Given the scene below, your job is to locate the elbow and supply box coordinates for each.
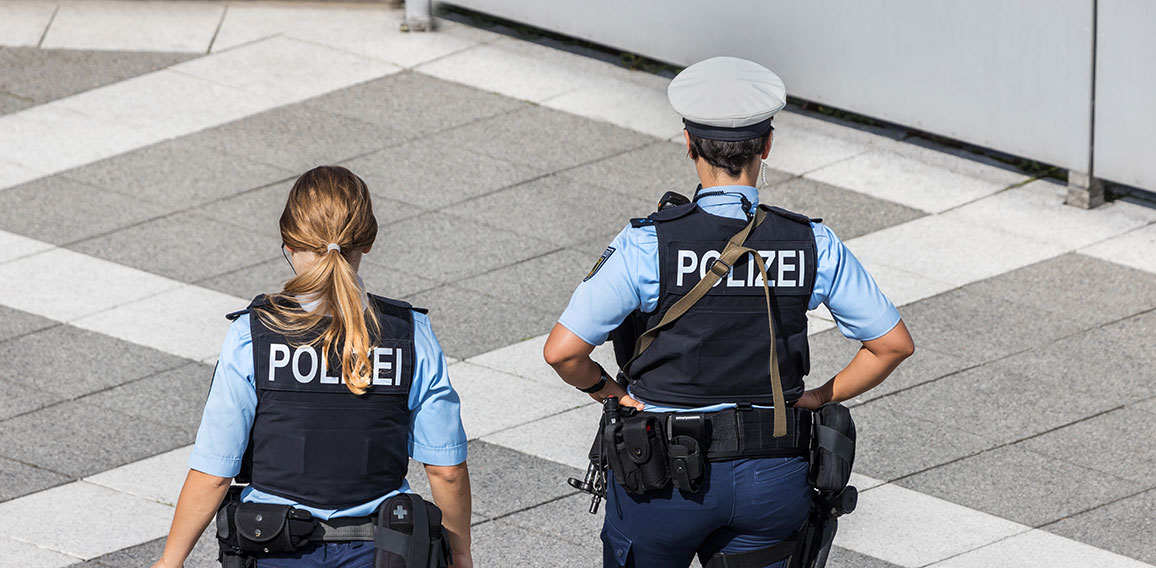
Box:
[897,338,915,360]
[425,462,469,485]
[543,338,574,370]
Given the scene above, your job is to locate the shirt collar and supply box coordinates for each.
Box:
[693,185,760,217]
[298,274,368,314]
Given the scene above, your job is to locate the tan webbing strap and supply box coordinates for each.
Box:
[628,208,789,437]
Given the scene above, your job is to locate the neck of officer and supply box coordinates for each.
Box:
[695,158,761,189]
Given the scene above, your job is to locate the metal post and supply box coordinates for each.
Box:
[401,0,433,32]
[1066,171,1106,209]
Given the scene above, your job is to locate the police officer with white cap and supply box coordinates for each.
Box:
[544,57,914,567]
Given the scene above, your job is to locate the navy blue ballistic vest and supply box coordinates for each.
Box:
[230,294,422,510]
[625,203,817,408]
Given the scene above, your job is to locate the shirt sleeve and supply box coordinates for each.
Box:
[557,224,661,346]
[188,315,257,478]
[809,223,901,341]
[408,312,468,466]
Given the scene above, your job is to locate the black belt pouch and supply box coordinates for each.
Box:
[374,493,450,568]
[234,502,316,554]
[809,402,856,493]
[605,414,670,494]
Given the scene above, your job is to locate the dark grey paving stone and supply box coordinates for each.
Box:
[63,136,295,208]
[852,398,997,481]
[1047,488,1156,565]
[567,230,621,258]
[196,257,290,300]
[760,177,925,240]
[0,378,64,421]
[0,455,71,502]
[455,440,581,519]
[69,211,280,282]
[0,175,171,245]
[340,139,542,209]
[83,362,213,440]
[0,324,189,399]
[472,519,598,568]
[563,140,706,203]
[1134,396,1156,416]
[457,248,590,315]
[0,90,33,116]
[1018,407,1156,485]
[447,173,650,247]
[806,327,971,405]
[825,547,903,568]
[898,288,1087,363]
[0,305,57,344]
[74,527,217,568]
[502,492,603,548]
[404,285,556,359]
[966,253,1156,327]
[881,364,1118,443]
[374,212,557,283]
[0,46,191,105]
[305,71,527,138]
[429,105,655,173]
[184,104,402,172]
[0,400,188,477]
[896,444,1145,527]
[358,258,441,297]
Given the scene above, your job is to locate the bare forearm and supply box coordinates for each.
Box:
[802,320,914,408]
[425,462,472,565]
[155,470,231,568]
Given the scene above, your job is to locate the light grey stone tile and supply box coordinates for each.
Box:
[305,72,527,138]
[0,176,171,245]
[563,140,705,203]
[0,91,33,116]
[403,285,555,359]
[502,492,603,548]
[0,305,56,344]
[457,440,581,519]
[825,547,904,568]
[1047,488,1156,565]
[567,231,621,257]
[340,139,541,209]
[83,362,213,440]
[1018,407,1156,485]
[0,456,71,502]
[897,444,1145,527]
[68,211,280,283]
[852,398,998,481]
[428,105,655,174]
[0,324,188,399]
[73,527,217,568]
[0,378,63,421]
[0,47,192,105]
[760,177,925,240]
[374,212,556,283]
[62,137,295,208]
[457,248,590,315]
[0,400,188,477]
[966,253,1156,327]
[183,104,403,172]
[446,173,650,247]
[472,519,599,568]
[1133,397,1156,416]
[195,257,290,300]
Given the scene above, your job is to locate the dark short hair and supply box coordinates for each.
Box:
[687,131,771,177]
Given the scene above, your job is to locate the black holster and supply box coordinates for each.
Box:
[809,403,856,494]
[603,412,671,495]
[374,493,451,568]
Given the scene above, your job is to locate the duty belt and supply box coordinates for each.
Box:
[650,404,812,461]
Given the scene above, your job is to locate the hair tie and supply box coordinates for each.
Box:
[326,243,341,253]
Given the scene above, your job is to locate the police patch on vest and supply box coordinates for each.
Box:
[667,240,815,297]
[584,246,616,282]
[256,339,413,395]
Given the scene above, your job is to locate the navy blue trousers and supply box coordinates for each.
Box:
[602,456,811,568]
[256,541,375,568]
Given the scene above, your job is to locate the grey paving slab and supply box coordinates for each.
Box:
[1047,487,1156,565]
[806,327,972,405]
[373,212,557,283]
[73,528,217,568]
[457,248,590,315]
[69,211,281,282]
[448,173,650,247]
[825,547,904,568]
[305,71,528,139]
[897,444,1145,527]
[0,324,189,399]
[0,400,188,478]
[429,105,655,173]
[568,231,621,257]
[880,364,1118,443]
[0,91,33,116]
[472,518,598,568]
[183,103,403,172]
[1018,407,1156,485]
[195,257,290,300]
[0,46,192,106]
[0,305,56,344]
[456,440,581,519]
[83,362,213,440]
[0,456,71,503]
[563,140,710,203]
[340,139,542,209]
[1134,396,1156,415]
[0,378,63,421]
[852,398,997,481]
[760,177,926,240]
[898,288,1087,363]
[0,175,171,245]
[357,258,442,298]
[404,285,556,358]
[62,136,295,208]
[502,492,604,548]
[966,253,1156,327]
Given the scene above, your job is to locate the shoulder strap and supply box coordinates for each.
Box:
[626,209,788,437]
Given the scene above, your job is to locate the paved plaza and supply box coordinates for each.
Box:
[1,2,1155,567]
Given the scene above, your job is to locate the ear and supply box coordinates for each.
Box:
[684,130,692,156]
[761,132,773,160]
[362,245,373,254]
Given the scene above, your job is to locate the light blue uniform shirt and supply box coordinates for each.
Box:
[558,185,900,412]
[189,308,467,520]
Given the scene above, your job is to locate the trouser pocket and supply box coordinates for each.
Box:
[601,521,634,567]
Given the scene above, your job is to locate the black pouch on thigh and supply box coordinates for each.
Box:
[809,402,856,493]
[234,503,316,555]
[604,414,670,494]
[374,493,450,568]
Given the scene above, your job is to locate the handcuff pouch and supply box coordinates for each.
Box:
[604,413,670,494]
[234,502,316,554]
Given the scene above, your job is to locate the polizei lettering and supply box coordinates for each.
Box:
[266,344,404,387]
[675,249,807,289]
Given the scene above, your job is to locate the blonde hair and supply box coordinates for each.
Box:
[256,166,380,395]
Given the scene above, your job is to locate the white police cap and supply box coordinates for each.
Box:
[668,56,786,141]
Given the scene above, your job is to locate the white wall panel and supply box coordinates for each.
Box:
[1093,0,1156,189]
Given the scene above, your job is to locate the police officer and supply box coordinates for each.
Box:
[544,57,914,567]
[151,166,473,568]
